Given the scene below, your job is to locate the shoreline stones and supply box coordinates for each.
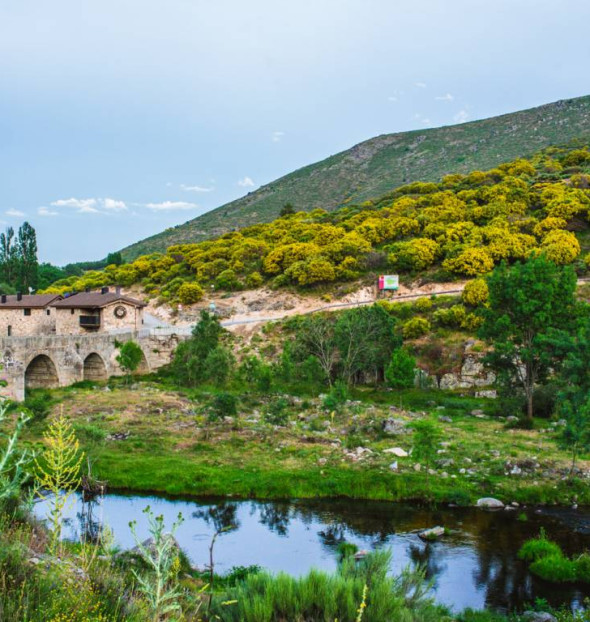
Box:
[418,526,445,541]
[476,497,504,509]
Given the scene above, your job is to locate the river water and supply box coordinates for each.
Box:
[33,493,590,613]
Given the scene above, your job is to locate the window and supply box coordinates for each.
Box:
[46,309,51,316]
[71,309,75,315]
[7,326,11,337]
[23,309,31,316]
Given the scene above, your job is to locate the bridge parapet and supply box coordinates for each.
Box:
[0,328,190,401]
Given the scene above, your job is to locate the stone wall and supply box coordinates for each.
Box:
[0,307,55,337]
[0,329,185,401]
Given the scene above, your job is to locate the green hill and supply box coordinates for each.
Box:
[122,95,590,259]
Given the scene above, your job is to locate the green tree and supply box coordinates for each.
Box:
[479,257,577,422]
[0,226,18,287]
[116,340,144,383]
[16,221,38,291]
[106,251,123,266]
[385,348,416,390]
[204,345,235,386]
[558,395,590,475]
[334,305,400,385]
[171,310,224,386]
[280,203,295,217]
[37,263,67,290]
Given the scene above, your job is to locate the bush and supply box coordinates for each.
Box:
[322,380,349,411]
[462,278,489,307]
[177,282,204,304]
[518,532,563,562]
[245,272,264,288]
[22,391,52,421]
[529,554,577,583]
[402,317,431,339]
[264,398,289,426]
[209,392,238,421]
[413,297,433,312]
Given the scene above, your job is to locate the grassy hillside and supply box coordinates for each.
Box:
[121,95,590,259]
[44,144,590,304]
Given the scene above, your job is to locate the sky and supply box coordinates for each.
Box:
[1,0,590,265]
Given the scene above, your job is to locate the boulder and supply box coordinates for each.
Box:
[383,447,408,457]
[418,526,445,541]
[476,497,504,509]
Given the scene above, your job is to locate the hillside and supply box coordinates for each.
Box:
[121,95,590,259]
[45,143,590,306]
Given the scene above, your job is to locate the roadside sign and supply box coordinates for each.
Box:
[378,274,399,290]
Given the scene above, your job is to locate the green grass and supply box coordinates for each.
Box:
[121,94,590,259]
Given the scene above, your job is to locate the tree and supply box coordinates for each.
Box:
[479,256,577,422]
[16,222,38,291]
[116,340,144,383]
[106,251,123,266]
[171,310,224,386]
[411,419,442,495]
[558,395,590,475]
[334,305,400,385]
[295,314,338,385]
[0,227,18,287]
[280,203,295,217]
[177,282,204,304]
[385,348,416,390]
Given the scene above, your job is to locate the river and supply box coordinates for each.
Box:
[33,493,590,613]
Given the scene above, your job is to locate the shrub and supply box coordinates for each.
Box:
[541,229,581,265]
[245,271,264,288]
[264,398,289,426]
[518,532,563,562]
[322,380,349,411]
[177,282,204,304]
[385,348,416,389]
[529,555,577,583]
[22,390,52,421]
[443,248,494,276]
[413,297,433,312]
[209,392,238,421]
[402,317,431,339]
[389,238,440,271]
[216,269,241,290]
[462,279,489,307]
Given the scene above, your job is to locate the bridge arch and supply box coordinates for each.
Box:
[25,354,60,390]
[83,352,108,382]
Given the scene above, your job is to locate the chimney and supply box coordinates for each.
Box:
[101,287,109,295]
[1,295,6,304]
[16,292,22,301]
[116,286,121,295]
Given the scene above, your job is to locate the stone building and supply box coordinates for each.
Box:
[0,293,62,337]
[51,288,146,335]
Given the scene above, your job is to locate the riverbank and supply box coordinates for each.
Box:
[19,381,590,506]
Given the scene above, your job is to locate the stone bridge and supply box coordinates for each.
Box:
[0,328,190,401]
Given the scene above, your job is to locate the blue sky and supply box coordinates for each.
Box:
[1,0,590,265]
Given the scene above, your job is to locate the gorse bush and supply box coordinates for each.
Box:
[42,145,590,301]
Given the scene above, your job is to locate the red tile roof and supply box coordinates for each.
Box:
[51,292,147,309]
[0,294,62,309]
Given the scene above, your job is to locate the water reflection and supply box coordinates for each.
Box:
[33,494,590,613]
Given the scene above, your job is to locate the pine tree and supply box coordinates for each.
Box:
[16,222,38,292]
[0,227,18,287]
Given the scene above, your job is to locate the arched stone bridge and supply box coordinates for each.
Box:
[0,328,190,401]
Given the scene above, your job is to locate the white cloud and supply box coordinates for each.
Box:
[144,201,199,211]
[387,96,398,102]
[271,131,285,143]
[38,206,59,217]
[414,81,427,88]
[454,109,470,123]
[5,208,25,217]
[180,184,214,193]
[103,198,127,211]
[435,93,454,102]
[51,197,98,211]
[238,176,255,188]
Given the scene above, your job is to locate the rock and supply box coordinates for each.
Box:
[418,526,445,541]
[389,461,398,471]
[522,612,557,622]
[475,389,497,398]
[506,415,519,423]
[438,415,452,423]
[317,458,327,466]
[383,447,408,457]
[382,418,408,435]
[476,497,504,509]
[354,550,369,561]
[510,465,522,476]
[413,463,421,472]
[471,409,484,417]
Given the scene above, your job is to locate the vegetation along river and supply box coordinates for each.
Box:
[33,493,590,614]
